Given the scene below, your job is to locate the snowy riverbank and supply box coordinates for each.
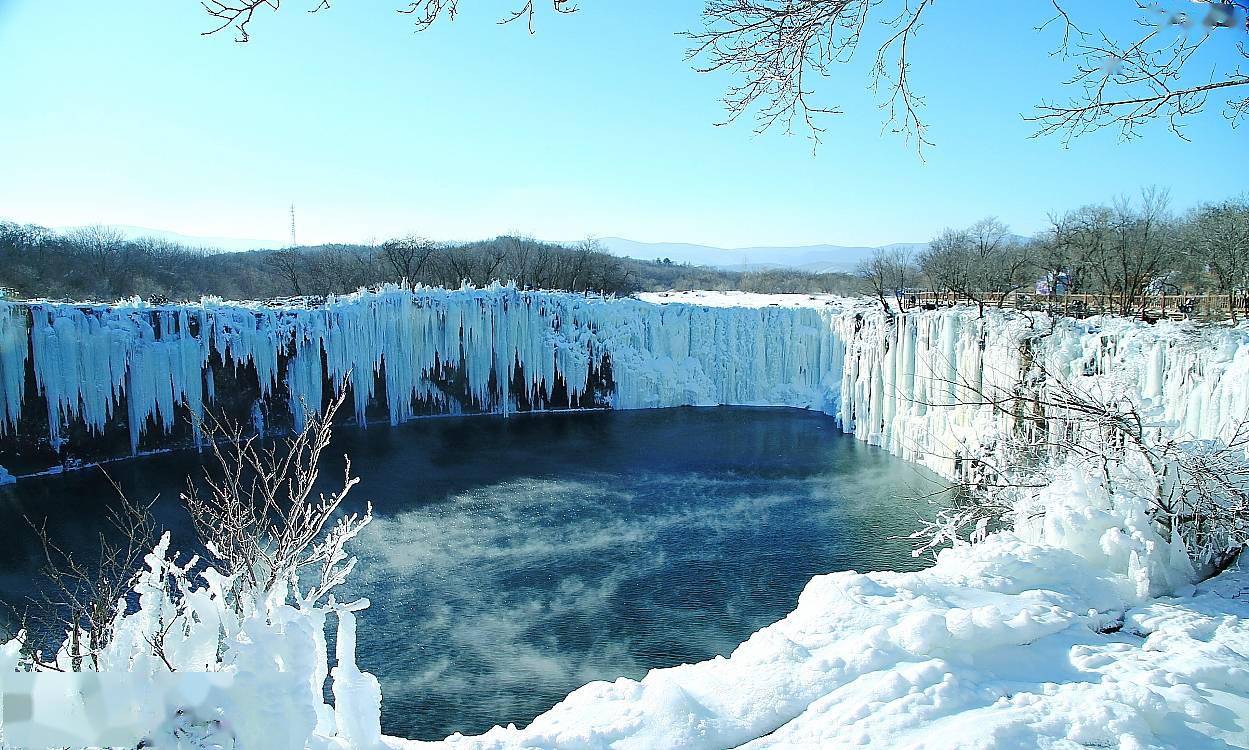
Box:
[397,470,1248,749]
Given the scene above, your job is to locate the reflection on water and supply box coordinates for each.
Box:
[0,407,945,740]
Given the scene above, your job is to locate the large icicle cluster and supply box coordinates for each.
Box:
[0,300,28,436]
[600,301,843,411]
[831,308,1031,477]
[1043,315,1249,444]
[4,287,611,451]
[3,290,1249,480]
[0,287,848,456]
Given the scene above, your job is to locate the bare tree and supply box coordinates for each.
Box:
[398,0,577,33]
[857,246,916,316]
[12,480,158,670]
[685,0,934,150]
[67,225,127,298]
[687,1,1249,148]
[266,247,307,296]
[969,218,1033,308]
[202,0,334,42]
[1034,208,1103,309]
[183,385,370,603]
[1186,198,1249,323]
[378,235,440,288]
[306,244,377,295]
[201,0,574,41]
[919,228,975,309]
[1027,1,1249,143]
[1088,187,1178,318]
[918,219,1031,318]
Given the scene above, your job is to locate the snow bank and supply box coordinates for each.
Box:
[396,466,1246,750]
[1,531,385,750]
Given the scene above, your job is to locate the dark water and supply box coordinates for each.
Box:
[0,407,945,741]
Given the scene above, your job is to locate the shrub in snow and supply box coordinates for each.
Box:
[2,389,382,749]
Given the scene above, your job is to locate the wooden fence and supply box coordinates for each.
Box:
[903,291,1249,321]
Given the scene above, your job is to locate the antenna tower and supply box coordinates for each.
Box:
[289,203,297,247]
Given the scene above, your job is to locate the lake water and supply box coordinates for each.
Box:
[0,407,945,740]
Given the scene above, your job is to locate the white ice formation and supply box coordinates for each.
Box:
[4,287,1246,472]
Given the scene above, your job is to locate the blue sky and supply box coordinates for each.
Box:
[0,1,1244,248]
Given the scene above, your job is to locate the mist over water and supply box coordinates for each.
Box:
[0,407,945,740]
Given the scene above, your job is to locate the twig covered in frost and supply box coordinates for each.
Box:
[10,474,158,669]
[183,377,371,605]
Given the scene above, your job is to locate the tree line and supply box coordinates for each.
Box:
[859,191,1249,322]
[0,224,860,302]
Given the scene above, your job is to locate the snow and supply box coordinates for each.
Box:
[1,530,384,750]
[3,290,1249,749]
[393,467,1246,749]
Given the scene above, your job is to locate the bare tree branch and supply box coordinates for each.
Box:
[1029,1,1249,143]
[197,0,1249,147]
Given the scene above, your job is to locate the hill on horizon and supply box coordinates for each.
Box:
[589,237,928,273]
[43,223,928,272]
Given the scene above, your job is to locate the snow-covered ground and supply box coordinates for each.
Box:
[396,473,1248,749]
[2,289,1248,749]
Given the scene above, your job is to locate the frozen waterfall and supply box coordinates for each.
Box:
[1,289,1247,480]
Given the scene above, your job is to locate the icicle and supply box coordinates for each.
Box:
[0,301,28,434]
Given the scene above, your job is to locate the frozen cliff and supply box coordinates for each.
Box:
[4,286,1247,480]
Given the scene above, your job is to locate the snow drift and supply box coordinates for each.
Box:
[398,467,1246,750]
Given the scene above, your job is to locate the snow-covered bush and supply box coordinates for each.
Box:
[910,331,1249,577]
[1,390,381,749]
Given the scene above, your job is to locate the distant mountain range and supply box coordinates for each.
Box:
[589,237,929,274]
[49,225,927,271]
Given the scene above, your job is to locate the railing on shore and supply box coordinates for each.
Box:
[904,291,1249,321]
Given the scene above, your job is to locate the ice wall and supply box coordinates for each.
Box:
[0,287,847,459]
[832,308,1030,477]
[601,301,843,411]
[2,289,1247,478]
[5,287,612,453]
[1043,316,1249,444]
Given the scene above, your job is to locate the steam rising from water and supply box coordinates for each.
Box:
[0,408,942,741]
[341,465,937,740]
